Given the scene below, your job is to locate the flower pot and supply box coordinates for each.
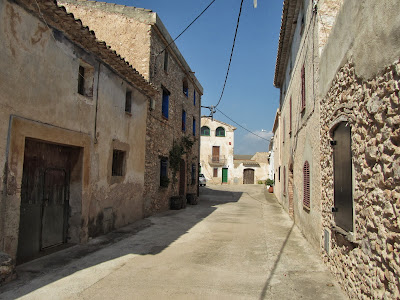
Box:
[186,193,198,205]
[170,196,183,210]
[268,186,273,193]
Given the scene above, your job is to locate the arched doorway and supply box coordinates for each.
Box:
[243,168,255,184]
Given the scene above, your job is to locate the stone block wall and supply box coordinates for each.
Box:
[320,59,400,299]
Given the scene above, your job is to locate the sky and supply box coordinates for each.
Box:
[104,0,283,154]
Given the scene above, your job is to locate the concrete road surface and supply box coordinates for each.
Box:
[0,185,347,299]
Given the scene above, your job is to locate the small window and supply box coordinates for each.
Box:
[183,79,188,97]
[191,164,196,185]
[125,90,132,113]
[160,157,169,187]
[193,118,196,136]
[78,62,94,97]
[278,166,281,182]
[182,110,186,131]
[112,150,125,176]
[193,90,196,106]
[215,127,225,137]
[201,126,210,136]
[162,88,170,119]
[213,168,218,177]
[303,161,310,209]
[164,51,168,72]
[301,64,306,112]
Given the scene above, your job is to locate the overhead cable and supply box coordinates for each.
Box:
[214,0,244,108]
[157,0,217,56]
[216,108,271,141]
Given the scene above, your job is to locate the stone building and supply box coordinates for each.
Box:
[318,0,400,298]
[200,117,236,185]
[273,0,342,249]
[0,0,157,282]
[274,0,400,298]
[59,1,203,216]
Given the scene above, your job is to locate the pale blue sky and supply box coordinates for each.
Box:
[103,0,283,154]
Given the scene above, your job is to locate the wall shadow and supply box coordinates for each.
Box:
[0,187,242,298]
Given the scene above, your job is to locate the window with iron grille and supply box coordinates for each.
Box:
[125,90,132,113]
[301,64,306,112]
[283,166,286,196]
[213,168,218,177]
[112,150,125,176]
[303,161,310,209]
[201,126,210,136]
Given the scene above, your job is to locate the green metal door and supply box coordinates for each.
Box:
[222,168,228,183]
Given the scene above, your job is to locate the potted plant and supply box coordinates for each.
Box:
[266,179,274,193]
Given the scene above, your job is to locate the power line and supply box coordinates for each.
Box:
[216,108,271,142]
[157,0,217,56]
[214,0,244,108]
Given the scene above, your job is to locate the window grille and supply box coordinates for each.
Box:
[303,161,310,209]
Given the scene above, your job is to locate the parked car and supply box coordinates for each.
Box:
[199,174,206,186]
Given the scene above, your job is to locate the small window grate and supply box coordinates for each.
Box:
[112,150,125,176]
[303,160,310,209]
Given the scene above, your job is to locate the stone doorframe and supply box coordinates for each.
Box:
[1,116,91,260]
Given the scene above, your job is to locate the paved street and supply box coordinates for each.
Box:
[0,185,347,299]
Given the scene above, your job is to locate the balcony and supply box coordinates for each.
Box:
[208,155,226,166]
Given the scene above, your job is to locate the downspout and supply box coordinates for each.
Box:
[94,62,101,144]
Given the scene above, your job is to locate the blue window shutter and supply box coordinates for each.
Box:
[162,92,169,119]
[193,118,196,136]
[182,110,186,131]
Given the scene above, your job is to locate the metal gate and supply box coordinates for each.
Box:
[17,140,71,264]
[333,122,353,232]
[243,168,254,184]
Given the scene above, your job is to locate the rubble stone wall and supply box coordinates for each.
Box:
[320,58,400,300]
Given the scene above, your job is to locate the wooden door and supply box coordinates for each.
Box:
[212,146,220,162]
[222,168,228,183]
[333,122,353,232]
[243,169,254,184]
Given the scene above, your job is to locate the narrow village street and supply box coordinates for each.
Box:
[0,185,347,299]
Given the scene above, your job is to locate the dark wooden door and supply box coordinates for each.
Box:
[179,159,186,196]
[333,122,353,232]
[212,146,220,162]
[17,140,71,264]
[243,169,254,184]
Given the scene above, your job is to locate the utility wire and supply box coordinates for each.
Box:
[214,0,244,108]
[216,108,271,142]
[157,0,217,56]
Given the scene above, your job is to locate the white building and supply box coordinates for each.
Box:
[200,117,236,184]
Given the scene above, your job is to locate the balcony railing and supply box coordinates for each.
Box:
[208,155,226,165]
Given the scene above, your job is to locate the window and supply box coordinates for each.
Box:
[125,90,132,113]
[289,97,292,134]
[201,126,210,136]
[191,164,196,185]
[193,90,196,106]
[160,157,169,187]
[216,127,225,137]
[182,110,186,131]
[77,62,94,97]
[303,161,310,209]
[164,51,168,72]
[213,168,218,177]
[301,64,306,112]
[112,150,125,176]
[283,166,286,196]
[162,88,170,119]
[183,79,188,97]
[193,118,196,136]
[278,166,281,182]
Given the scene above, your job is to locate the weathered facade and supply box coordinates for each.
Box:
[232,153,270,185]
[274,0,400,298]
[273,0,342,249]
[200,117,236,185]
[60,0,203,216]
[318,0,400,298]
[0,0,156,281]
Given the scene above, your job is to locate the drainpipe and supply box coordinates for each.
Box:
[94,62,101,144]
